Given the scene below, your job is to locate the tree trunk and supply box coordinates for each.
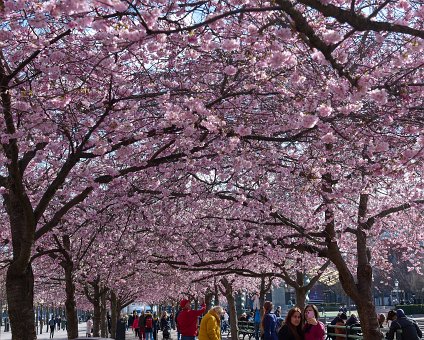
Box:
[294,287,307,312]
[352,194,383,340]
[39,305,43,335]
[259,275,272,318]
[64,262,78,339]
[100,289,107,337]
[323,189,383,339]
[6,263,36,340]
[220,278,238,340]
[227,293,238,340]
[214,282,219,306]
[4,185,37,340]
[92,286,101,337]
[110,291,118,339]
[333,260,383,339]
[205,289,214,310]
[356,296,383,339]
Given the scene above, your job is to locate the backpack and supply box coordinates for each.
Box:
[145,316,153,329]
[49,319,55,326]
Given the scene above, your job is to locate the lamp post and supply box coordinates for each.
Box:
[394,280,399,306]
[39,300,44,334]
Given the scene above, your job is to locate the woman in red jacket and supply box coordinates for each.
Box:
[133,315,140,337]
[303,305,325,340]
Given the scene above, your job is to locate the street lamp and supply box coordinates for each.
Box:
[394,280,399,306]
[39,300,44,334]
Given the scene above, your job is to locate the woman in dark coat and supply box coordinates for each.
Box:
[262,301,278,340]
[116,315,127,340]
[278,307,303,340]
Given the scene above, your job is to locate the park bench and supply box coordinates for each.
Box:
[325,324,402,339]
[238,321,255,340]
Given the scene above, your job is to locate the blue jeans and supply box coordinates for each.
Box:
[254,322,260,340]
[181,336,195,340]
[145,330,154,340]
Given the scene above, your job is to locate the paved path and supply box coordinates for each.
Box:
[0,324,178,340]
[0,323,84,340]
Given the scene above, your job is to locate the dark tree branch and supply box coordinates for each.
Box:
[364,199,424,230]
[19,142,48,175]
[34,187,93,240]
[6,29,71,83]
[296,0,424,39]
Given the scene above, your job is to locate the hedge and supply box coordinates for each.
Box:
[395,304,424,314]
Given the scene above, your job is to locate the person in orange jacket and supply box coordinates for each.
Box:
[198,306,224,340]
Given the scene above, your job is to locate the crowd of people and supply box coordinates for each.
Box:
[123,309,167,340]
[325,308,422,340]
[88,299,422,340]
[46,314,67,338]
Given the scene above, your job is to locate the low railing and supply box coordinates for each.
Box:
[326,324,401,339]
[238,321,256,340]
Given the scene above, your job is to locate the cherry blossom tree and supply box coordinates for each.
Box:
[0,1,206,337]
[1,2,423,340]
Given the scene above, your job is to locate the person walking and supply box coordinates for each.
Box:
[277,307,303,340]
[254,309,261,340]
[39,315,44,335]
[145,310,155,340]
[139,310,146,340]
[128,311,136,332]
[175,307,182,340]
[222,309,229,334]
[49,316,56,338]
[116,315,127,340]
[161,311,171,339]
[177,298,207,340]
[262,301,278,340]
[170,312,176,330]
[198,306,224,340]
[86,316,93,337]
[56,315,61,331]
[153,312,160,340]
[133,314,140,337]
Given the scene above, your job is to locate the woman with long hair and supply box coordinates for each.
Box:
[303,305,325,340]
[262,301,278,340]
[277,307,303,340]
[133,315,140,337]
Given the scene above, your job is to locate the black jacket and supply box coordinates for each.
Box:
[161,317,171,331]
[277,324,302,340]
[386,317,422,340]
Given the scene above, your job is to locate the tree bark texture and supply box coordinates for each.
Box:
[100,290,107,337]
[220,278,238,340]
[295,287,307,313]
[64,262,78,339]
[110,291,118,339]
[6,264,36,340]
[205,289,214,310]
[5,190,37,340]
[323,175,383,340]
[92,284,101,337]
